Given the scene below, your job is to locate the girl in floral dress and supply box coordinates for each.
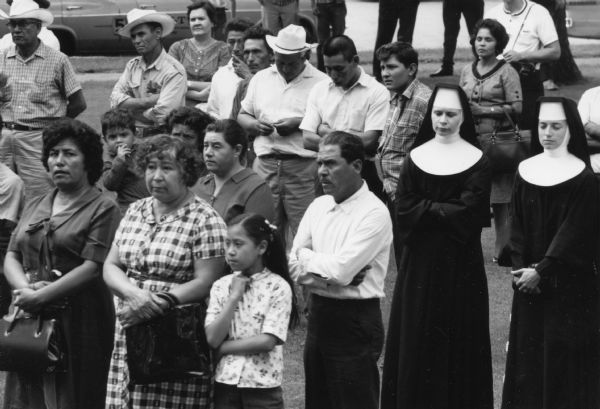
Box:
[205,214,299,409]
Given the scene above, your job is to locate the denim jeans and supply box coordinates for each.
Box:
[304,295,384,409]
[214,383,284,409]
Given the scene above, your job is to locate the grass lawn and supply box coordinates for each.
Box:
[1,48,599,408]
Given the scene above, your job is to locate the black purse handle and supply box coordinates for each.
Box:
[491,106,523,141]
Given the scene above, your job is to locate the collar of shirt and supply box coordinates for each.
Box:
[203,167,254,188]
[134,48,169,72]
[233,268,271,282]
[503,0,528,15]
[7,40,48,61]
[327,66,369,92]
[390,78,420,104]
[325,181,368,214]
[270,61,319,85]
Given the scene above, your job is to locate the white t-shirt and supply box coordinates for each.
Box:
[485,1,558,56]
[0,27,60,52]
[206,60,242,119]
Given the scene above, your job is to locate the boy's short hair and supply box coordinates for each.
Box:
[100,108,136,137]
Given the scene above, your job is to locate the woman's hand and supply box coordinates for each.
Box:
[511,268,541,294]
[118,289,165,328]
[12,288,45,313]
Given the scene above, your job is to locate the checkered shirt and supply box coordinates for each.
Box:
[0,42,81,128]
[105,196,226,409]
[378,79,432,200]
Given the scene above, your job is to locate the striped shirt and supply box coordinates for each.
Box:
[378,79,431,200]
[0,42,81,128]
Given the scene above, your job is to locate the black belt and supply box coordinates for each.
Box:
[4,122,43,131]
[260,153,304,160]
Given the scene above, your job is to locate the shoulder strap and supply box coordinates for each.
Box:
[511,2,534,50]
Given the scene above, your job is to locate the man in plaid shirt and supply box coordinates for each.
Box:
[0,0,87,201]
[377,42,431,203]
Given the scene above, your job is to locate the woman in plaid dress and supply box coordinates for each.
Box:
[103,135,227,409]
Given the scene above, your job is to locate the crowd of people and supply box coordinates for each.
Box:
[0,0,599,408]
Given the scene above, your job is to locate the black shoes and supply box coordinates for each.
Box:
[430,66,454,77]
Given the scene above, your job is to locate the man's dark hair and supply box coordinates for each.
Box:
[322,35,358,62]
[42,118,104,185]
[100,108,136,136]
[205,119,248,160]
[187,1,216,23]
[225,18,253,35]
[469,18,510,57]
[242,26,273,54]
[321,131,365,164]
[376,41,419,69]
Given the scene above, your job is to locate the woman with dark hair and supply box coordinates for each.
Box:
[103,134,227,409]
[501,97,600,409]
[194,119,275,222]
[167,106,215,147]
[2,118,121,409]
[460,18,523,262]
[169,1,230,107]
[381,84,493,409]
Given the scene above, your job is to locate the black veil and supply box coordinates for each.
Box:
[411,83,480,150]
[530,96,591,168]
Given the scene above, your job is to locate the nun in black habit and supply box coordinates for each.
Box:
[500,97,600,409]
[381,84,494,409]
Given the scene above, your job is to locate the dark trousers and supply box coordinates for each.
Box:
[214,383,284,409]
[518,69,544,130]
[372,0,421,80]
[441,0,483,69]
[316,2,347,71]
[213,7,228,41]
[304,294,384,409]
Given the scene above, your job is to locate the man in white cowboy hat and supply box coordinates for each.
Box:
[237,24,327,249]
[0,0,60,52]
[0,0,86,201]
[110,8,186,135]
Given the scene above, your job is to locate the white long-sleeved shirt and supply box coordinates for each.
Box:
[289,182,392,299]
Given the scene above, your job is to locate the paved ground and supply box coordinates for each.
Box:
[344,0,600,52]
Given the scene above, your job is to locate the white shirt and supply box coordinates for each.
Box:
[486,1,558,58]
[578,86,600,172]
[289,182,392,299]
[205,270,292,388]
[0,28,60,52]
[241,61,328,158]
[300,67,389,135]
[206,60,242,119]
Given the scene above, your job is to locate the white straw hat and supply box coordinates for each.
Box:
[118,8,176,38]
[265,24,316,55]
[0,0,54,27]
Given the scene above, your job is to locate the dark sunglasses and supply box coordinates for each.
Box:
[7,19,41,29]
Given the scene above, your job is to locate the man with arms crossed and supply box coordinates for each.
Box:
[290,132,392,409]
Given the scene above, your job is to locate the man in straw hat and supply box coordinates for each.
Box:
[110,8,186,136]
[237,24,327,249]
[0,0,86,201]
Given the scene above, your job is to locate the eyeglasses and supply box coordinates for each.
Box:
[7,19,40,29]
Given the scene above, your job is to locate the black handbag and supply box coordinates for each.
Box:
[0,307,66,373]
[478,108,532,173]
[125,302,211,384]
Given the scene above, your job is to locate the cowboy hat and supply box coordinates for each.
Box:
[118,8,175,38]
[0,0,54,27]
[265,24,316,55]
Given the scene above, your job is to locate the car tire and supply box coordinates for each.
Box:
[51,29,76,56]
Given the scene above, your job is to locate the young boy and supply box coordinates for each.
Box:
[101,109,150,215]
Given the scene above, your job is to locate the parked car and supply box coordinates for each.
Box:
[0,0,317,55]
[566,0,600,39]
